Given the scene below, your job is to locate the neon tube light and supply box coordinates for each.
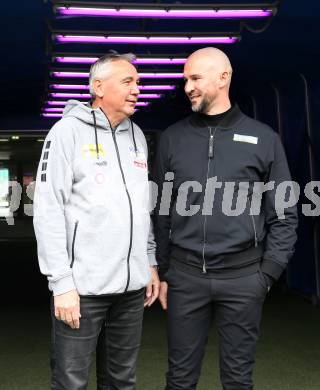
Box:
[42,113,63,118]
[51,84,176,91]
[50,92,162,99]
[46,101,150,107]
[55,5,273,19]
[55,56,187,65]
[55,34,238,45]
[52,71,184,79]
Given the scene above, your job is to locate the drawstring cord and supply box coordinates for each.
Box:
[130,120,138,156]
[92,108,138,157]
[91,110,100,160]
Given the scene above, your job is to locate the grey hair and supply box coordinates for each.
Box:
[89,51,136,98]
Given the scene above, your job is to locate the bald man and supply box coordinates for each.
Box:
[153,48,297,389]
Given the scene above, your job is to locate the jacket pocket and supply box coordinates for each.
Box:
[70,221,79,268]
[257,269,269,293]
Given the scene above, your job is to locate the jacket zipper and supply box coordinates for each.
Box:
[111,128,133,292]
[70,221,79,268]
[202,127,217,273]
[250,214,258,247]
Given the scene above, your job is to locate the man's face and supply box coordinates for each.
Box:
[98,60,140,118]
[184,56,220,113]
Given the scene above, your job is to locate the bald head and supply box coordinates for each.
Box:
[186,47,232,81]
[184,47,232,114]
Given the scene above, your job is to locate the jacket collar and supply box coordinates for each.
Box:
[190,104,245,129]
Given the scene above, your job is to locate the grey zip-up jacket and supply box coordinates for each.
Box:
[34,100,156,296]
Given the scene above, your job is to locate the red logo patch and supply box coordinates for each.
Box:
[134,160,147,169]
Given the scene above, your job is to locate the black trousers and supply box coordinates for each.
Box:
[165,264,268,390]
[50,288,145,390]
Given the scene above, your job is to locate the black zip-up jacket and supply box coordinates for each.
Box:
[153,105,298,281]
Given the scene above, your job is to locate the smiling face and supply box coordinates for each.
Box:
[183,48,232,114]
[93,59,140,124]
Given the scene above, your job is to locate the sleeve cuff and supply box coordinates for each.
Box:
[261,259,284,281]
[148,252,158,266]
[158,267,169,282]
[50,274,76,296]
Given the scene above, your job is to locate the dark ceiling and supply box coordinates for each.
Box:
[0,0,319,130]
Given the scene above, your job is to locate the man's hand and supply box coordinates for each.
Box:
[144,267,160,307]
[54,289,80,329]
[159,281,168,310]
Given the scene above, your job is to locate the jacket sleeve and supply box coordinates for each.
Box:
[33,121,75,296]
[261,134,299,280]
[152,131,172,280]
[136,124,157,267]
[147,218,157,266]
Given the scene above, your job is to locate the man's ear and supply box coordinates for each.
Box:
[219,71,230,88]
[93,79,104,98]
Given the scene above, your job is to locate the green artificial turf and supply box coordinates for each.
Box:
[1,291,320,390]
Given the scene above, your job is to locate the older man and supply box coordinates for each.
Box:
[153,48,298,389]
[34,52,159,390]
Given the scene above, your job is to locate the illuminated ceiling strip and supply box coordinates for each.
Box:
[50,92,163,99]
[52,71,184,79]
[51,84,176,91]
[55,34,239,45]
[55,56,187,65]
[55,4,273,19]
[46,101,150,107]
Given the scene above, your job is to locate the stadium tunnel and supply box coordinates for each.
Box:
[1,1,320,389]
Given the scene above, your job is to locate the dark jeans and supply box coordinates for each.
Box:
[165,264,268,390]
[50,288,145,390]
[96,323,108,390]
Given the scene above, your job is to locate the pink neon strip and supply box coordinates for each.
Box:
[42,113,62,118]
[139,73,183,79]
[44,108,64,112]
[50,93,162,99]
[57,7,272,19]
[47,101,70,105]
[56,56,98,64]
[43,110,139,118]
[46,101,150,107]
[50,92,91,98]
[52,71,184,79]
[138,94,162,99]
[55,35,238,45]
[52,84,89,90]
[139,85,176,90]
[55,56,187,65]
[51,84,176,91]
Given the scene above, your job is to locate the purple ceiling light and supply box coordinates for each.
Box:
[43,111,139,118]
[138,58,186,65]
[47,100,70,105]
[42,113,63,118]
[139,73,183,79]
[52,84,89,90]
[50,92,162,99]
[50,92,91,98]
[56,56,98,64]
[55,56,187,65]
[52,71,89,78]
[52,71,184,79]
[46,101,150,107]
[51,84,176,91]
[139,85,176,91]
[44,107,64,113]
[55,5,273,19]
[55,34,238,45]
[138,94,162,99]
[131,102,150,107]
